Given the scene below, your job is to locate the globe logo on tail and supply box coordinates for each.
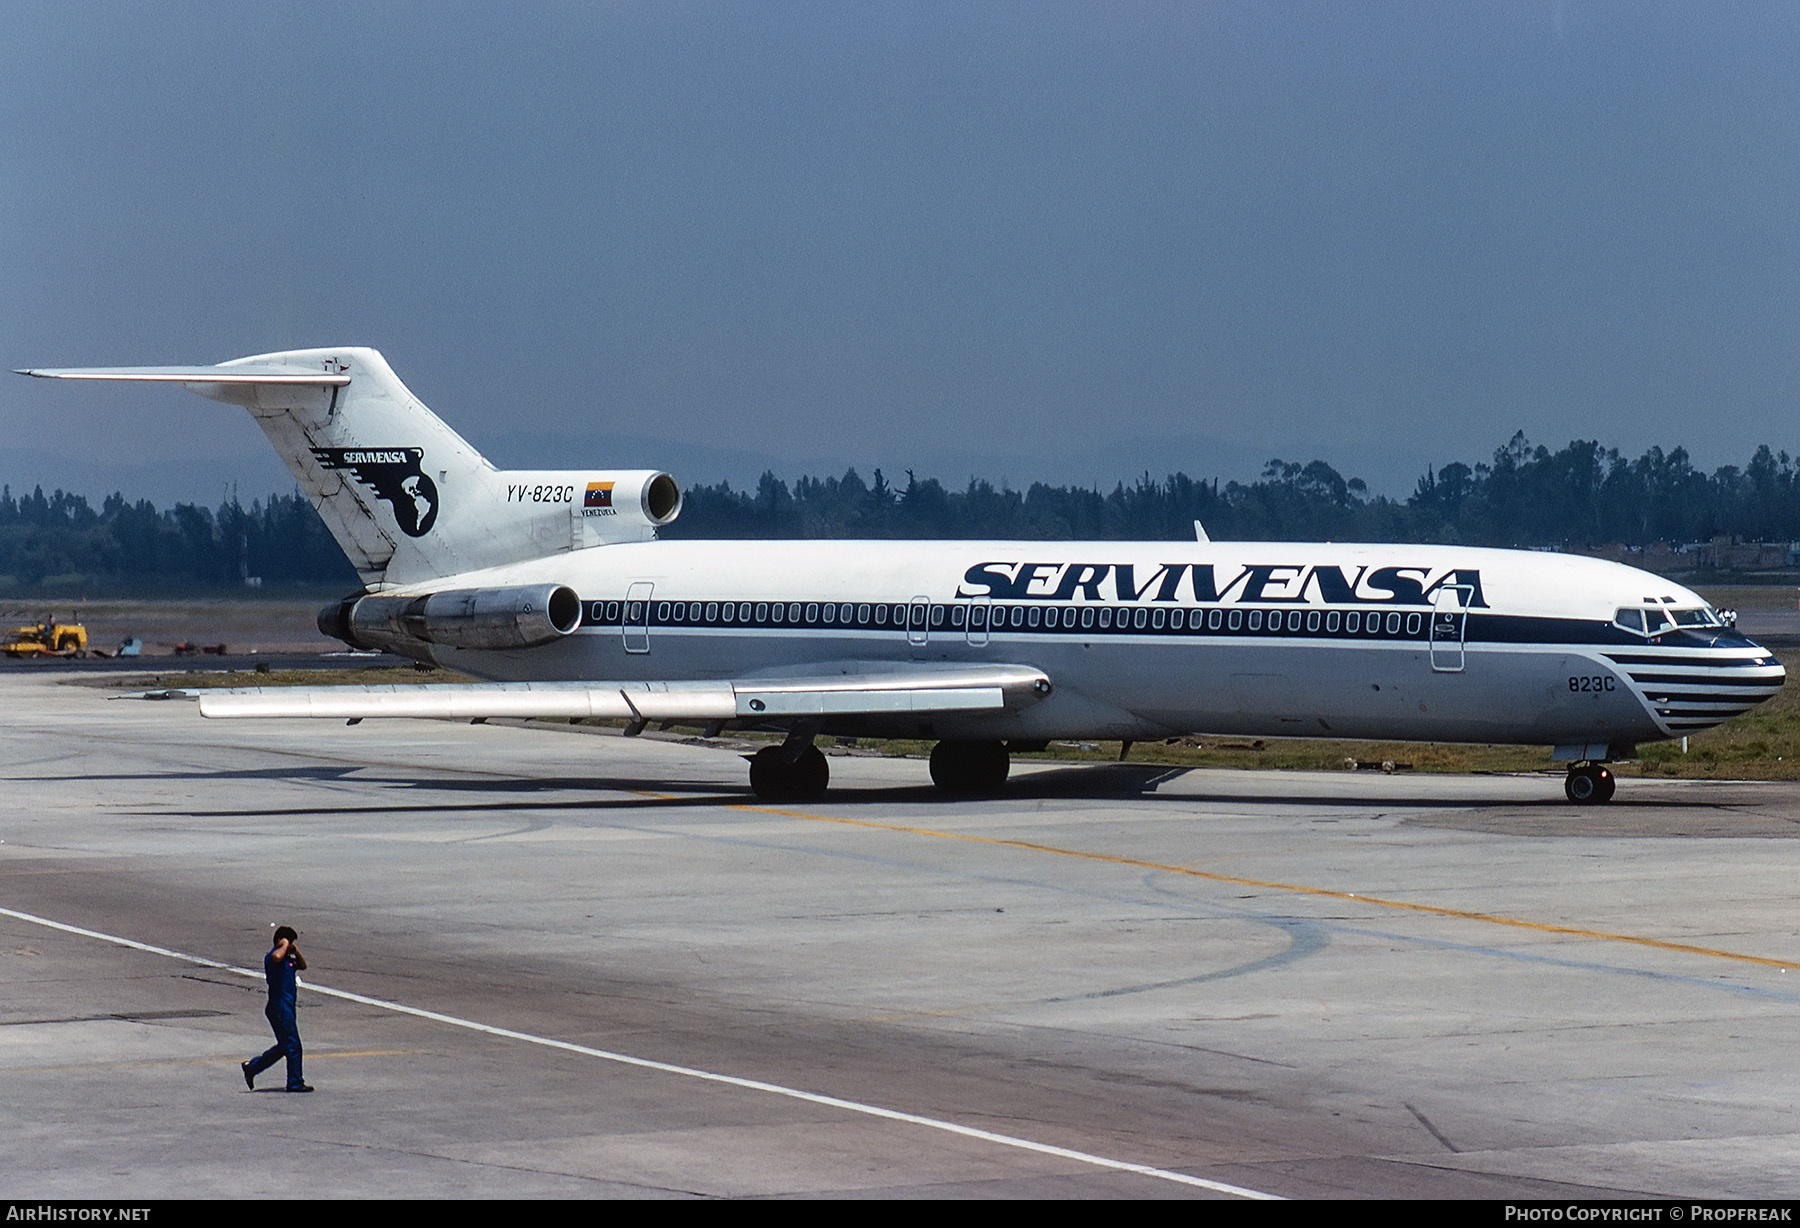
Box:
[311,447,440,537]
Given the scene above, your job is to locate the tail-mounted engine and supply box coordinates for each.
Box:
[320,583,582,655]
[498,469,683,549]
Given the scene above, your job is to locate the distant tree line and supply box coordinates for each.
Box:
[1403,433,1800,548]
[668,433,1800,549]
[4,433,1800,588]
[0,486,354,588]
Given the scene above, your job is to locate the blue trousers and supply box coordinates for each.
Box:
[247,1004,304,1089]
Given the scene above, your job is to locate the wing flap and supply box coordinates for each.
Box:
[198,680,733,721]
[736,686,1004,717]
[196,665,1049,722]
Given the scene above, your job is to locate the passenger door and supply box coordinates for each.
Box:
[964,596,990,648]
[907,595,931,657]
[624,581,653,654]
[1429,585,1471,673]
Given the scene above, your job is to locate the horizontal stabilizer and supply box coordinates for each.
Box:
[15,366,350,385]
[18,348,485,585]
[196,664,1052,723]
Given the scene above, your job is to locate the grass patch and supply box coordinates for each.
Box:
[1694,585,1800,612]
[112,653,1797,780]
[1009,738,1554,775]
[829,651,1800,780]
[115,664,473,689]
[1630,653,1800,779]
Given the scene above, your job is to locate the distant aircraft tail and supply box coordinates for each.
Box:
[18,348,681,588]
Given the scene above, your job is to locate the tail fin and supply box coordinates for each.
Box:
[227,347,489,585]
[19,348,681,587]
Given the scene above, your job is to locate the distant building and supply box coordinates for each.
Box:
[1563,537,1796,576]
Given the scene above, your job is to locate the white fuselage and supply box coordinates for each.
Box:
[396,538,1784,751]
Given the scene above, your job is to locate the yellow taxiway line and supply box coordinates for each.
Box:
[730,801,1800,972]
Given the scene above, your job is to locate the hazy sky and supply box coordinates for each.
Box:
[4,2,1797,506]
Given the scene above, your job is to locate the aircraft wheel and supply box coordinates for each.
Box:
[791,746,829,800]
[1564,764,1615,805]
[748,745,829,802]
[929,740,1010,796]
[748,747,786,800]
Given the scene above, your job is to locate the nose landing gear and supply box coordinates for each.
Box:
[1564,762,1616,805]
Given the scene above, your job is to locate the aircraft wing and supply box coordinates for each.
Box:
[196,663,1052,723]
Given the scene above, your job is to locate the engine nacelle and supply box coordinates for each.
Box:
[497,469,683,547]
[320,583,583,653]
[623,470,683,526]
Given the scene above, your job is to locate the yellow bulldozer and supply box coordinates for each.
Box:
[2,616,89,658]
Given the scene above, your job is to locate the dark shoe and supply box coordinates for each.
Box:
[241,1062,254,1090]
[286,1084,314,1093]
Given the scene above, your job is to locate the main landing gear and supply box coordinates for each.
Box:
[1563,762,1616,805]
[929,740,1010,797]
[747,743,830,802]
[746,735,1020,802]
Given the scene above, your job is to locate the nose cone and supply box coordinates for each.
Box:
[1759,643,1787,691]
[1619,630,1786,735]
[1734,631,1786,685]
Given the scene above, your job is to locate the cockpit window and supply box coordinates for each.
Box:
[1615,605,1720,636]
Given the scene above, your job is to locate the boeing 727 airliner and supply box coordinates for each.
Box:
[19,348,1785,804]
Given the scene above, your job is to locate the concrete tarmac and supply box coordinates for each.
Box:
[3,670,1799,1198]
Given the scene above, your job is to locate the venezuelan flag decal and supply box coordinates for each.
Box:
[583,481,615,516]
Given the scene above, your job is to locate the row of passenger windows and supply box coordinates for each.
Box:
[586,600,1430,638]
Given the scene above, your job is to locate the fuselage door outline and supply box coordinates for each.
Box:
[908,595,931,655]
[1430,584,1472,673]
[624,581,653,655]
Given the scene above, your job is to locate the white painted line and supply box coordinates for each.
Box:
[0,905,1279,1199]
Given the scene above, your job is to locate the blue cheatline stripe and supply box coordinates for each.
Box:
[1624,674,1781,687]
[576,594,1722,651]
[1619,651,1785,662]
[0,905,1280,1199]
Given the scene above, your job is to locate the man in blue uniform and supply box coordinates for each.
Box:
[241,926,312,1092]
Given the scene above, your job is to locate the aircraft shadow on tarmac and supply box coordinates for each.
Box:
[82,757,1774,824]
[8,764,371,785]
